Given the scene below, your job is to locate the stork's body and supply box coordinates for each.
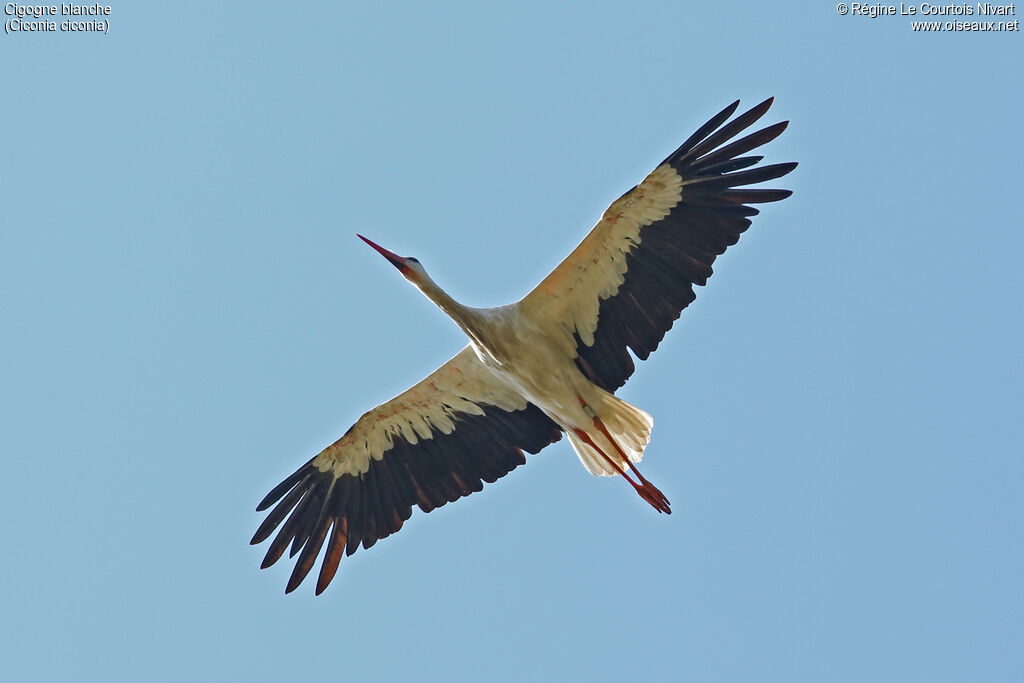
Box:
[378,278,666,507]
[252,98,797,594]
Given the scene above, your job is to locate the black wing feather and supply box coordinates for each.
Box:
[575,98,796,391]
[252,402,562,594]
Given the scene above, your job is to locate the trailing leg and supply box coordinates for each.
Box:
[571,394,671,514]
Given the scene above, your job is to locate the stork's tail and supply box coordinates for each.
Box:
[567,392,653,477]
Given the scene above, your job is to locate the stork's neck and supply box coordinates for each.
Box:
[415,274,493,355]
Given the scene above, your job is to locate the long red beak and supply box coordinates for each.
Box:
[357,234,407,272]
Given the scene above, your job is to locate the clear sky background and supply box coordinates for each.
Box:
[3,2,1021,681]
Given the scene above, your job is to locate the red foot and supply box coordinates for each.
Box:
[635,478,672,515]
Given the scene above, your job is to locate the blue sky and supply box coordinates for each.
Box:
[3,2,1021,681]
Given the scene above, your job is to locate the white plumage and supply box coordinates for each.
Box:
[252,98,796,594]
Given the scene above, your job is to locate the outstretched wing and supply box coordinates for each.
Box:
[251,346,563,594]
[521,98,797,391]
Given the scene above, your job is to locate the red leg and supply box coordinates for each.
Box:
[573,396,672,514]
[570,427,640,486]
[590,415,671,514]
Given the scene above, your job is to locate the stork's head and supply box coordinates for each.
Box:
[357,234,427,285]
[357,234,464,325]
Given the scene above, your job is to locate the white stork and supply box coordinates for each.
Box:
[252,98,796,594]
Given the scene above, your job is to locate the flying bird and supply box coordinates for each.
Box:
[252,98,796,594]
